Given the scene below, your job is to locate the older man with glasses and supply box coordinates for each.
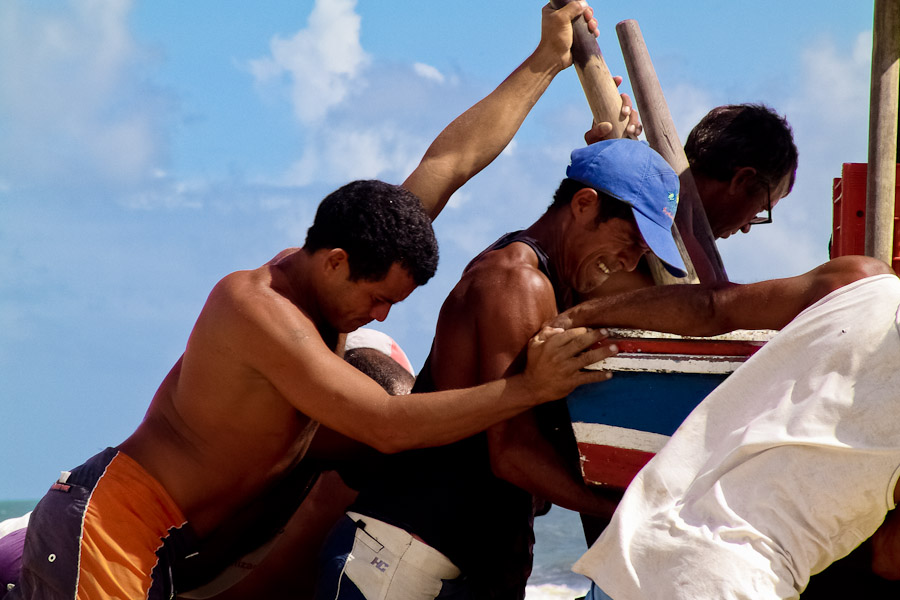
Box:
[588,103,797,296]
[685,103,795,240]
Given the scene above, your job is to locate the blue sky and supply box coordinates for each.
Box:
[0,0,876,500]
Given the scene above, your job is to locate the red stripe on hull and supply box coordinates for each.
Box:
[577,442,656,490]
[593,338,764,357]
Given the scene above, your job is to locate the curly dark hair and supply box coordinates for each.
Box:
[549,178,636,226]
[304,180,439,286]
[685,104,798,193]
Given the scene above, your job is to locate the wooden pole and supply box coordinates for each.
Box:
[616,19,727,284]
[865,0,900,263]
[548,0,697,284]
[548,0,628,137]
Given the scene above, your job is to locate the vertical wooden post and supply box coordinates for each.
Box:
[865,0,900,263]
[616,19,726,284]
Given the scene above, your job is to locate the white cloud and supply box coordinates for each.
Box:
[413,62,445,84]
[500,138,519,157]
[248,0,370,124]
[770,31,873,274]
[0,0,166,188]
[661,82,717,143]
[718,222,828,283]
[279,124,424,187]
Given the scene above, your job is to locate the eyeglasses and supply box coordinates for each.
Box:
[748,182,772,225]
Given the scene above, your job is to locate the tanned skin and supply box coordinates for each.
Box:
[114,1,626,541]
[426,195,650,520]
[393,1,643,520]
[117,247,612,537]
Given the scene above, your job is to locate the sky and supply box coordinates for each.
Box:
[0,0,878,500]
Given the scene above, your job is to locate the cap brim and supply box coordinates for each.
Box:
[631,209,688,278]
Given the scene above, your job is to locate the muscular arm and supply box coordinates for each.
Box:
[553,256,894,335]
[213,274,613,455]
[403,3,596,219]
[457,253,620,518]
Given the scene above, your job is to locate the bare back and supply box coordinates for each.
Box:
[114,244,593,537]
[119,250,327,535]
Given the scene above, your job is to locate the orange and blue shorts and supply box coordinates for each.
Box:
[11,448,193,600]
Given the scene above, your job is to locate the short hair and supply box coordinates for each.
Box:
[344,347,415,396]
[684,104,798,193]
[549,178,636,225]
[304,180,439,286]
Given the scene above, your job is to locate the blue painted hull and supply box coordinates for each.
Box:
[567,328,774,489]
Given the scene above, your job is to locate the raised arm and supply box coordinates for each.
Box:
[552,255,895,335]
[403,2,602,219]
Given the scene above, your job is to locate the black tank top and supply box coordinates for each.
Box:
[349,231,574,600]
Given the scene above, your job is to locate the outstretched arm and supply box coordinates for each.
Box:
[217,275,613,454]
[404,2,636,219]
[552,256,894,335]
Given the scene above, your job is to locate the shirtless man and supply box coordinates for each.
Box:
[316,139,683,600]
[10,65,616,600]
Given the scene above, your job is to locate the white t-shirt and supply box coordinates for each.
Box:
[574,274,900,600]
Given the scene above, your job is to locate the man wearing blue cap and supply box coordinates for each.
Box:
[316,136,684,600]
[565,139,687,280]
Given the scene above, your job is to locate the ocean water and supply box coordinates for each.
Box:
[0,500,590,598]
[528,506,591,599]
[0,500,35,522]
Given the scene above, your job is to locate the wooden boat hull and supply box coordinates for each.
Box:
[567,329,774,490]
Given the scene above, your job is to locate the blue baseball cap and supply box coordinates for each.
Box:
[566,138,687,278]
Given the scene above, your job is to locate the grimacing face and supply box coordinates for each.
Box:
[570,217,650,294]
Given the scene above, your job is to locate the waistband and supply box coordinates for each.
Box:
[346,512,461,579]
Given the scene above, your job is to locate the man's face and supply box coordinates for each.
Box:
[326,262,418,333]
[711,172,792,239]
[570,217,650,294]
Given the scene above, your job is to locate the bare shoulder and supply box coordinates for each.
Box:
[805,255,896,302]
[463,242,555,298]
[432,242,560,386]
[266,247,302,265]
[819,255,895,280]
[192,265,325,378]
[449,242,558,331]
[203,267,289,328]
